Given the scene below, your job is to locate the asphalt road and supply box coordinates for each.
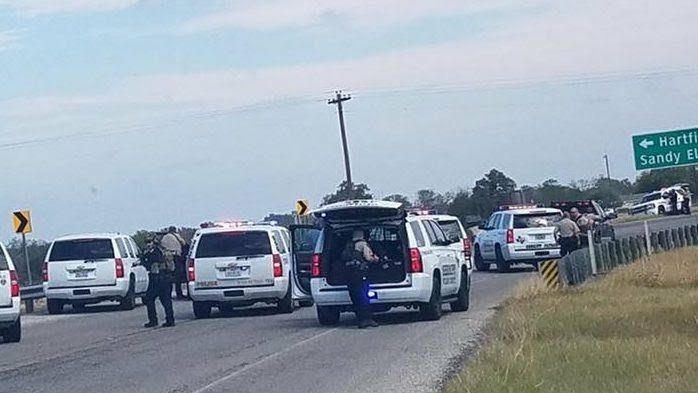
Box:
[0,269,533,393]
[613,213,698,239]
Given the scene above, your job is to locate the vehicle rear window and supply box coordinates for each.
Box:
[196,231,272,258]
[49,239,115,261]
[409,222,426,247]
[513,213,562,229]
[437,220,462,241]
[0,249,9,270]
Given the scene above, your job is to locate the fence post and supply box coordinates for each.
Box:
[666,230,673,249]
[587,230,597,275]
[684,226,692,246]
[644,221,652,255]
[678,228,686,248]
[691,225,698,244]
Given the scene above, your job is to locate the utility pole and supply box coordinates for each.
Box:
[328,91,353,199]
[603,154,611,180]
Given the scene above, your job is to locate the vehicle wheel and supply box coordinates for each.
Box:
[317,305,340,326]
[119,277,136,311]
[420,274,443,321]
[193,301,212,319]
[298,299,315,308]
[658,206,666,215]
[495,246,510,273]
[473,246,490,272]
[3,317,21,343]
[277,284,294,314]
[684,203,691,215]
[47,299,64,315]
[450,269,470,312]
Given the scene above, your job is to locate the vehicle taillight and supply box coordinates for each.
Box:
[9,270,19,297]
[311,254,322,277]
[273,254,283,277]
[115,258,124,278]
[187,258,196,281]
[409,248,423,273]
[506,229,515,244]
[463,238,472,257]
[42,262,49,282]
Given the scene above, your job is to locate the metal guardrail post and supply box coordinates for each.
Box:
[587,230,597,276]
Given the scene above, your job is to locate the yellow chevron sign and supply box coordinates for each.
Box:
[540,259,560,289]
[12,210,32,234]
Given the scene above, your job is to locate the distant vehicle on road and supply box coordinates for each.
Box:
[187,222,295,318]
[0,242,21,343]
[43,234,149,314]
[474,205,563,272]
[630,184,692,216]
[550,200,617,243]
[295,200,470,325]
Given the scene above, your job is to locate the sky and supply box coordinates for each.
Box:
[1,0,698,241]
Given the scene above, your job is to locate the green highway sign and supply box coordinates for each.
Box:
[633,127,698,170]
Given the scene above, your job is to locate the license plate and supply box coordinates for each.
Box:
[225,268,245,278]
[533,234,547,240]
[526,244,543,249]
[75,271,90,278]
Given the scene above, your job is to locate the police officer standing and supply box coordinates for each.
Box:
[555,212,580,256]
[161,226,186,299]
[342,230,380,329]
[143,236,176,328]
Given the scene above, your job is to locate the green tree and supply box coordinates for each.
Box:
[415,189,448,212]
[382,194,412,208]
[6,238,50,285]
[322,180,373,205]
[470,169,517,216]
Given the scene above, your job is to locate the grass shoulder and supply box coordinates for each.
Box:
[446,248,698,393]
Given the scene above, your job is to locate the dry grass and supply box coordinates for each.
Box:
[446,248,698,393]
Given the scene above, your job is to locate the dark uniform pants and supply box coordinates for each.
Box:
[145,273,175,324]
[559,236,579,257]
[346,265,372,323]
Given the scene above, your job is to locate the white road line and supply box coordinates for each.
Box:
[192,328,339,393]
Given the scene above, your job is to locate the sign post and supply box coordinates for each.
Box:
[12,210,33,285]
[633,127,698,170]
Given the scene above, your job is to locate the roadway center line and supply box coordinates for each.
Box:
[191,328,339,393]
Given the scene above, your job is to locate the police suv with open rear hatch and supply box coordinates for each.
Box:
[0,242,21,343]
[289,200,471,326]
[187,222,295,318]
[43,233,149,314]
[473,205,563,272]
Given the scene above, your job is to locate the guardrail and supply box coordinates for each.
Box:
[20,284,44,313]
[559,222,698,286]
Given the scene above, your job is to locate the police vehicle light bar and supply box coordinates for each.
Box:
[498,204,539,211]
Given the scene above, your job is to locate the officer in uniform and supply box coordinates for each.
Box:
[143,236,176,328]
[161,226,187,299]
[342,230,380,329]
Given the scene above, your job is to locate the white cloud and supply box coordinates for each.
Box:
[3,0,698,120]
[182,0,539,32]
[0,0,139,16]
[0,29,21,51]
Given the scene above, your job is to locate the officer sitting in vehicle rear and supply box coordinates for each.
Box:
[143,236,176,328]
[342,230,381,329]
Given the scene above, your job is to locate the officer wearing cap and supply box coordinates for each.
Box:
[143,236,176,328]
[342,229,381,329]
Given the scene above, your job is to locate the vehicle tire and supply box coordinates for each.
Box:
[658,206,666,215]
[119,277,136,311]
[3,317,21,343]
[473,246,490,272]
[298,299,315,308]
[277,284,294,314]
[495,246,510,273]
[450,269,470,312]
[193,301,212,319]
[47,299,64,315]
[420,274,443,321]
[316,305,340,326]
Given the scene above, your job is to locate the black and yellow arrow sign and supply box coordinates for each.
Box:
[296,200,310,216]
[12,210,32,234]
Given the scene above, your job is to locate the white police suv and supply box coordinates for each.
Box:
[473,206,563,272]
[290,200,471,326]
[0,242,21,343]
[43,234,149,314]
[187,222,294,318]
